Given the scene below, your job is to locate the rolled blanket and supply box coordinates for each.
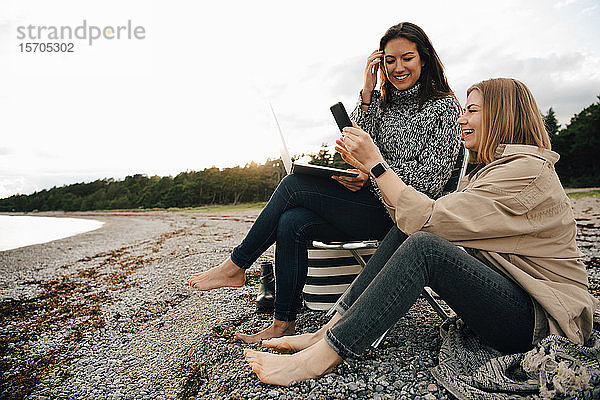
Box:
[431,317,600,400]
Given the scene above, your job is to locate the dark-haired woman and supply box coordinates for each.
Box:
[187,22,462,343]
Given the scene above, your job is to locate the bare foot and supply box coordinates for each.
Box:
[235,320,296,344]
[262,332,318,353]
[187,257,245,291]
[263,312,341,353]
[244,339,342,386]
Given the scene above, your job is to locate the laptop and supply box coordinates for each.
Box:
[270,105,359,178]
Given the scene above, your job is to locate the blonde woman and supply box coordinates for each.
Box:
[244,78,598,386]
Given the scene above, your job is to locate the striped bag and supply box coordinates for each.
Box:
[302,246,375,311]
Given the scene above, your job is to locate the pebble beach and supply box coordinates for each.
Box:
[1,196,599,400]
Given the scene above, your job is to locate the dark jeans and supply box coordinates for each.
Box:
[326,228,535,356]
[230,174,393,321]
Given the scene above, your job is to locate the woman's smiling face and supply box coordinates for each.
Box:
[382,37,424,91]
[457,89,483,152]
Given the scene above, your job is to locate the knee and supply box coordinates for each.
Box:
[277,174,303,191]
[403,231,443,255]
[279,174,296,187]
[406,231,439,244]
[277,173,316,193]
[277,210,310,241]
[272,174,301,201]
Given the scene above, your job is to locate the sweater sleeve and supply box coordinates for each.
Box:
[350,90,382,140]
[389,98,462,199]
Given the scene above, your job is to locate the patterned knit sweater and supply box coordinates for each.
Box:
[351,83,462,199]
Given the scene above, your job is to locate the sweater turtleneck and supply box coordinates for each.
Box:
[386,82,420,112]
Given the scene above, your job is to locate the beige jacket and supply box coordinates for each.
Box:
[385,144,598,344]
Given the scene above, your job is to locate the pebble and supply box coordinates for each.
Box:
[2,205,598,400]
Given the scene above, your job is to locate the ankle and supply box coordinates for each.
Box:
[222,259,244,277]
[303,340,341,376]
[318,313,341,334]
[315,325,331,338]
[273,319,295,330]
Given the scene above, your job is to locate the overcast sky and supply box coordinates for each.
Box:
[0,0,598,198]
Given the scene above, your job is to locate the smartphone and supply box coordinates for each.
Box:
[330,102,352,132]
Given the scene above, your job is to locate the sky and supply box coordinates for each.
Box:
[0,0,599,198]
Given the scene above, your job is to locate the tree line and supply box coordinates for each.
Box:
[0,161,286,212]
[1,96,598,212]
[544,96,600,187]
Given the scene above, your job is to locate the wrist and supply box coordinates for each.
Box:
[369,160,390,179]
[365,157,386,174]
[361,88,373,104]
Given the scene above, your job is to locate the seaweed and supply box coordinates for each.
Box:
[0,229,176,398]
[176,362,211,400]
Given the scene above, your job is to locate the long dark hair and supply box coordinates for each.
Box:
[379,22,454,109]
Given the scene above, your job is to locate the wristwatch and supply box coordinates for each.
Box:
[370,161,390,178]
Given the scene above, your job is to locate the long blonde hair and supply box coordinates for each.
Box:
[467,78,551,164]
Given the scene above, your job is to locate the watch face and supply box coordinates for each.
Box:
[371,162,387,178]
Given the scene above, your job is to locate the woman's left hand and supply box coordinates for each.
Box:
[332,169,369,191]
[335,122,385,175]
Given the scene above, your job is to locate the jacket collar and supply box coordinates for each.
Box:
[494,144,560,165]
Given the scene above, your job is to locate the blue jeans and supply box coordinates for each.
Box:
[326,228,535,356]
[231,174,394,321]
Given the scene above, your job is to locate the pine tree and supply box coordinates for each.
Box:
[553,96,600,187]
[543,107,561,135]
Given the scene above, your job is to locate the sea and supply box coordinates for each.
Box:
[0,215,104,251]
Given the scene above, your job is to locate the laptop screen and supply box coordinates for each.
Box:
[270,104,292,175]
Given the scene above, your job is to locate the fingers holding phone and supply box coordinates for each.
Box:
[334,140,369,175]
[329,103,372,175]
[338,123,384,172]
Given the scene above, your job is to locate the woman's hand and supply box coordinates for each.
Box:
[335,122,385,174]
[332,170,369,192]
[362,50,383,103]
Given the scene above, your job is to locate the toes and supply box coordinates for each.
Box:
[244,349,259,362]
[251,364,261,375]
[235,333,254,344]
[237,330,268,344]
[245,355,261,375]
[263,342,283,350]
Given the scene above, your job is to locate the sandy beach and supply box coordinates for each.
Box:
[1,198,599,400]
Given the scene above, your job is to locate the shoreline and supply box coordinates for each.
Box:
[0,215,104,252]
[0,198,598,399]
